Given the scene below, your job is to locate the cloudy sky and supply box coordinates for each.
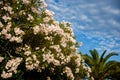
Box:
[46,0,120,61]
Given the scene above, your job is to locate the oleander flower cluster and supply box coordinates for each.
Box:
[0,0,91,80]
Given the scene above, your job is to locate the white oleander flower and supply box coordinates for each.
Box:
[6,22,12,31]
[47,76,51,80]
[24,51,31,56]
[0,22,3,28]
[1,71,12,79]
[75,68,79,73]
[15,37,23,43]
[25,55,40,70]
[5,33,12,39]
[87,66,92,73]
[10,36,23,43]
[75,54,81,67]
[0,57,4,63]
[14,27,25,36]
[22,0,30,4]
[5,58,23,70]
[2,15,11,22]
[3,6,14,14]
[40,0,45,2]
[1,29,7,35]
[43,17,50,23]
[0,1,3,4]
[45,9,54,17]
[35,47,40,50]
[9,36,16,42]
[41,2,47,8]
[50,45,61,53]
[64,66,74,80]
[53,59,60,66]
[57,52,65,60]
[31,7,41,14]
[27,14,34,21]
[65,56,71,63]
[33,25,40,35]
[1,58,23,78]
[42,53,54,64]
[15,47,22,54]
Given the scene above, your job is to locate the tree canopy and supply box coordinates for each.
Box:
[0,0,90,80]
[83,49,119,80]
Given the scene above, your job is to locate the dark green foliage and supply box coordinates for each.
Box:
[83,49,119,80]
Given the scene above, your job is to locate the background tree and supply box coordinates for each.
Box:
[83,49,119,80]
[0,0,90,80]
[108,62,120,80]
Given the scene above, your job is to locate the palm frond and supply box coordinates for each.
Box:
[83,54,93,67]
[90,49,99,64]
[83,49,119,79]
[100,50,107,62]
[103,52,118,64]
[103,60,118,77]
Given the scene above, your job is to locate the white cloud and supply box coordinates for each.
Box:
[80,14,92,22]
[46,0,120,60]
[108,19,120,27]
[78,3,96,8]
[78,25,85,30]
[49,4,60,10]
[46,0,54,3]
[103,6,120,15]
[89,8,99,14]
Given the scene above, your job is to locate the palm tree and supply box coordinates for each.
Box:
[82,49,119,80]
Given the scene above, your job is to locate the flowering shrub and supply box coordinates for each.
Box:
[0,0,91,80]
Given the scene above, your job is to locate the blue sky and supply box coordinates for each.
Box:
[46,0,120,61]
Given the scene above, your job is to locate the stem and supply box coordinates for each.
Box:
[7,51,13,58]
